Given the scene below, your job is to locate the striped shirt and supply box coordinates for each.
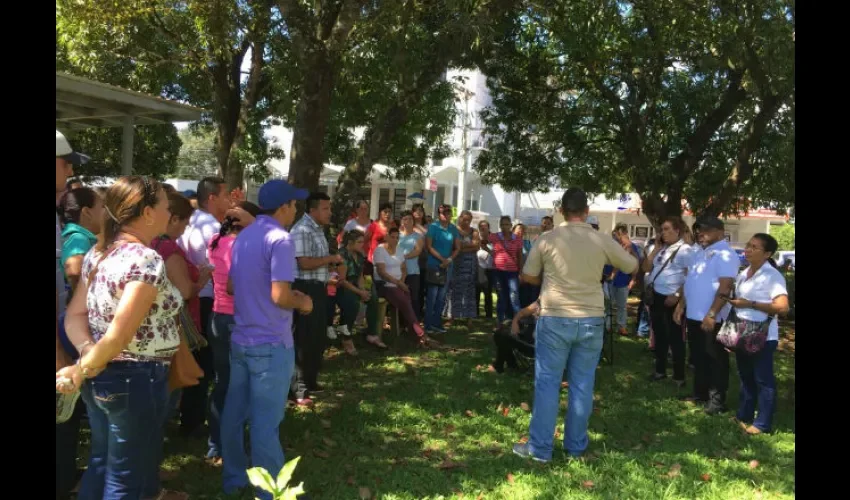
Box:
[290,213,330,283]
[489,233,523,272]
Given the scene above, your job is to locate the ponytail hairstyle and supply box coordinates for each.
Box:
[98,176,162,252]
[58,187,99,225]
[751,233,779,268]
[210,201,261,251]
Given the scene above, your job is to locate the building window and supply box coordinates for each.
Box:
[393,188,407,215]
[433,157,443,167]
[629,224,655,240]
[379,188,390,208]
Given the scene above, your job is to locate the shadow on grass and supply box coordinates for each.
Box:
[141,318,794,499]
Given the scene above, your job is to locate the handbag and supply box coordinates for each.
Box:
[644,244,681,307]
[426,267,447,286]
[715,277,774,354]
[168,334,204,392]
[178,306,208,352]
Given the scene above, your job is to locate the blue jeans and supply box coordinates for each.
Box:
[222,342,295,499]
[494,270,521,323]
[636,300,650,336]
[736,340,778,432]
[605,284,629,330]
[528,316,604,460]
[208,312,234,458]
[79,361,170,500]
[425,265,451,330]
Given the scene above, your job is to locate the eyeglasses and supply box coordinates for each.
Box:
[745,244,764,251]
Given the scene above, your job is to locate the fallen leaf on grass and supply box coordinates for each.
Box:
[320,419,332,429]
[359,487,372,499]
[593,408,601,415]
[465,410,475,418]
[476,494,484,500]
[641,434,652,443]
[749,460,760,469]
[520,402,530,412]
[438,459,468,470]
[434,413,444,420]
[323,437,338,448]
[313,449,330,459]
[346,476,355,486]
[561,381,569,389]
[581,480,594,489]
[652,461,665,469]
[507,473,515,484]
[665,464,682,478]
[519,435,529,444]
[701,473,712,482]
[444,424,457,434]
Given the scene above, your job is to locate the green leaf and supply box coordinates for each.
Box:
[247,467,277,494]
[276,456,302,492]
[282,482,306,500]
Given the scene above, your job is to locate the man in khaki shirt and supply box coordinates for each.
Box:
[512,188,637,463]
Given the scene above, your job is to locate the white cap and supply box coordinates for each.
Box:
[56,130,90,165]
[586,215,599,225]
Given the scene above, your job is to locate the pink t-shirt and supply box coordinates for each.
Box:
[208,234,235,315]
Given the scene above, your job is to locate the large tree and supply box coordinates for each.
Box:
[57,0,280,188]
[476,0,795,225]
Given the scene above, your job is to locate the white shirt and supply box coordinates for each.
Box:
[646,240,694,296]
[734,265,788,342]
[178,209,221,298]
[477,243,494,270]
[684,239,740,322]
[343,218,370,235]
[372,245,405,287]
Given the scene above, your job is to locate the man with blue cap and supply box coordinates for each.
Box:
[221,179,313,499]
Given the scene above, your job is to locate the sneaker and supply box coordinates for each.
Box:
[337,325,351,337]
[431,326,448,334]
[56,390,80,424]
[295,398,314,407]
[327,327,337,340]
[704,404,728,416]
[649,373,667,382]
[618,327,629,337]
[512,442,550,463]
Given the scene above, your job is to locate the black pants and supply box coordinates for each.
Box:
[180,296,214,435]
[650,292,685,380]
[56,400,84,499]
[292,280,329,400]
[686,319,729,407]
[477,269,495,319]
[405,274,422,322]
[493,328,535,372]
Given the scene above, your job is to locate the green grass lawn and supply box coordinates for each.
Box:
[83,310,795,499]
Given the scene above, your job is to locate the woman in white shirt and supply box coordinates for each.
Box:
[723,233,789,435]
[642,217,694,386]
[477,220,497,330]
[373,227,435,347]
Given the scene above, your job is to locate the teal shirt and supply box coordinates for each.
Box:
[426,222,459,269]
[61,223,97,281]
[398,233,422,275]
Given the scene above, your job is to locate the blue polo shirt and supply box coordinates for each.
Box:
[426,222,459,268]
[230,215,297,347]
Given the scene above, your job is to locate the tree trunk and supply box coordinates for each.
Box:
[287,48,335,194]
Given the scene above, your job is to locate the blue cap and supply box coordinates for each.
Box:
[181,189,197,198]
[258,179,309,211]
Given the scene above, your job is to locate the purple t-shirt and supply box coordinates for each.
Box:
[230,215,297,347]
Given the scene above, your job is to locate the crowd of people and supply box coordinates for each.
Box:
[54,129,790,499]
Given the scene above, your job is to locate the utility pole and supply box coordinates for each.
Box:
[457,87,473,214]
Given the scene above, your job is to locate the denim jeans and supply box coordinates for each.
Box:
[208,312,234,458]
[736,340,778,432]
[79,361,170,500]
[528,316,604,460]
[222,342,295,499]
[424,265,451,330]
[494,270,521,323]
[605,284,629,330]
[636,300,650,336]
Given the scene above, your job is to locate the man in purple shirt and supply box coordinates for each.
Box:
[221,179,313,498]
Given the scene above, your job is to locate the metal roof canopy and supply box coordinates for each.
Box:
[56,72,205,175]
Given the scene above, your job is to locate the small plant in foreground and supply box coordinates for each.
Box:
[247,456,305,500]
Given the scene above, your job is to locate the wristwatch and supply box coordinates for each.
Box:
[706,310,716,319]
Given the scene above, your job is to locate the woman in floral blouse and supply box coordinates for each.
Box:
[336,230,371,355]
[57,176,184,500]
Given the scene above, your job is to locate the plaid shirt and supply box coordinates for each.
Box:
[290,213,330,282]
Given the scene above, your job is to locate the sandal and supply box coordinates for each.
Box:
[366,335,388,349]
[342,339,358,356]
